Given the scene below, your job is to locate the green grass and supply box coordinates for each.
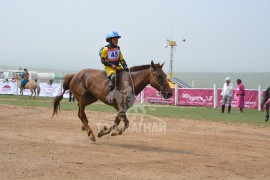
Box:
[129,104,264,125]
[0,95,267,125]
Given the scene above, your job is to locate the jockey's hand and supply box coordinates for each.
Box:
[122,64,128,71]
[111,65,116,69]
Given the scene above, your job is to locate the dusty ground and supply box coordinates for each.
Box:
[0,104,270,180]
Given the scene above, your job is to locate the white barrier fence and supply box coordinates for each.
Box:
[0,82,266,111]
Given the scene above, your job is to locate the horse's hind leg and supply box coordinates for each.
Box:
[78,104,96,141]
[33,88,36,99]
[77,95,98,141]
[30,89,33,98]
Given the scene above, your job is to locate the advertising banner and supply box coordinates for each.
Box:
[39,83,62,97]
[0,82,17,95]
[178,89,214,107]
[143,87,174,104]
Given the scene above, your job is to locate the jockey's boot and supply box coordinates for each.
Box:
[221,105,225,113]
[108,74,116,92]
[228,105,231,113]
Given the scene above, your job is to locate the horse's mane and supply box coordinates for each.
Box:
[129,64,150,72]
[129,63,164,72]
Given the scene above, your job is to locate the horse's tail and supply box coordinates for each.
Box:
[62,74,75,92]
[69,90,72,102]
[261,86,270,111]
[52,74,75,117]
[37,84,40,97]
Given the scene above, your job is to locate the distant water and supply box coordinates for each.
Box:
[174,72,270,90]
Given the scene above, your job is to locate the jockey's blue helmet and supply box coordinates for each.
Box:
[106,31,121,42]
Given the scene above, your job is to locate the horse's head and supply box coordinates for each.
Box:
[14,74,21,80]
[149,61,172,99]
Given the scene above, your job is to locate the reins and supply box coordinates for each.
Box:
[128,68,137,98]
[108,66,169,99]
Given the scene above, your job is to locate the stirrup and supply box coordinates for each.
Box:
[106,90,115,103]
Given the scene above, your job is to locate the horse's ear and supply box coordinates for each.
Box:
[151,60,156,70]
[160,62,165,68]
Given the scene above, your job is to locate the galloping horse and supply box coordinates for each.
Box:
[15,75,40,98]
[261,86,270,121]
[53,61,172,141]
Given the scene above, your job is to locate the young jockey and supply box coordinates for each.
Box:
[100,31,128,92]
[20,68,29,89]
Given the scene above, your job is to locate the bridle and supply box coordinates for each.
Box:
[149,68,169,94]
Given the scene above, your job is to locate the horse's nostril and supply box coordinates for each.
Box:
[168,92,172,97]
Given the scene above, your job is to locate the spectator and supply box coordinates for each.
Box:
[236,79,245,113]
[221,77,233,113]
[48,79,53,85]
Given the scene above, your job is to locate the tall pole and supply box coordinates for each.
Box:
[166,40,176,78]
[169,46,174,78]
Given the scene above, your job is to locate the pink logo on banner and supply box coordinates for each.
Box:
[143,87,174,104]
[217,89,258,109]
[178,89,214,107]
[1,85,12,94]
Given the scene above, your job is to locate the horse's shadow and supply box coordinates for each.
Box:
[103,141,212,158]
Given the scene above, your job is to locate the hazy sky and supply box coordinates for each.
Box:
[0,0,269,72]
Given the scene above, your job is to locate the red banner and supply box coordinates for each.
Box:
[178,89,214,107]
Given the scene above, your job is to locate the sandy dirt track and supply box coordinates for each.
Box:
[0,104,270,179]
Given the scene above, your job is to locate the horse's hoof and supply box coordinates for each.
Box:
[98,132,103,138]
[103,126,108,131]
[89,134,96,142]
[98,131,105,138]
[265,117,269,122]
[111,132,117,136]
[98,126,108,138]
[81,125,85,131]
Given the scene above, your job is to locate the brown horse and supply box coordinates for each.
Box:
[261,86,270,121]
[15,75,40,98]
[53,61,172,141]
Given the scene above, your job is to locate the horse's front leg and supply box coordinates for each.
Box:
[265,103,270,122]
[111,112,129,136]
[20,89,23,98]
[98,115,121,138]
